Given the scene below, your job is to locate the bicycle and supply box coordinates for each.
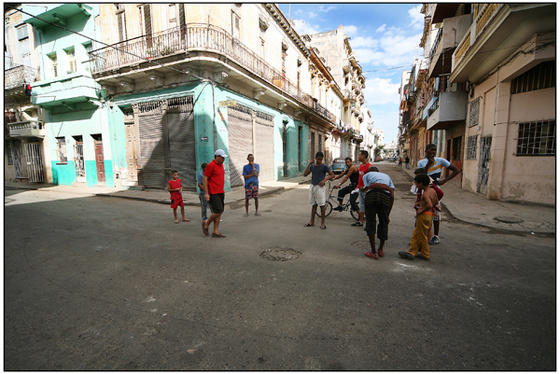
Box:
[315,180,360,220]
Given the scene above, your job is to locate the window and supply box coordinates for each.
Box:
[511,61,555,94]
[65,47,76,73]
[469,98,480,128]
[16,24,28,40]
[452,137,462,160]
[138,5,152,47]
[116,5,127,42]
[231,11,240,39]
[56,137,67,163]
[48,53,58,78]
[516,120,555,156]
[466,135,478,160]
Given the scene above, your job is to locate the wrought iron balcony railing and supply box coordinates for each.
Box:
[5,65,37,90]
[89,23,336,123]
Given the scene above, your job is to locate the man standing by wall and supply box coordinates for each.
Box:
[417,144,461,245]
[202,149,228,238]
[243,153,260,217]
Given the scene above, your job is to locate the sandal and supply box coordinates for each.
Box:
[304,223,314,227]
[365,251,379,260]
[320,225,327,230]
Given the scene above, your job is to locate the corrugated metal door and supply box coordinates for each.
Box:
[167,96,196,189]
[136,101,166,188]
[254,110,274,182]
[228,105,253,187]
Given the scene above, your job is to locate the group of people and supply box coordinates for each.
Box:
[303,145,460,261]
[167,143,460,261]
[168,149,261,238]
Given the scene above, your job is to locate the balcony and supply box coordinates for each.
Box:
[22,4,92,31]
[89,23,336,123]
[428,14,472,79]
[429,3,461,24]
[6,121,45,139]
[5,65,37,90]
[451,4,555,83]
[31,73,99,113]
[426,91,468,130]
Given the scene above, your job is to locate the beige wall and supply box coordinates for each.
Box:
[501,87,555,204]
[463,58,555,205]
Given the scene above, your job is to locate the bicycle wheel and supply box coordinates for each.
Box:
[316,201,333,218]
[350,208,359,221]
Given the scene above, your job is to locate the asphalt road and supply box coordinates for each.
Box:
[4,165,556,370]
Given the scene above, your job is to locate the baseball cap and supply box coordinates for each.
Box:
[215,149,228,158]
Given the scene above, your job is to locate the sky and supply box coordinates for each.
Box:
[277,3,424,146]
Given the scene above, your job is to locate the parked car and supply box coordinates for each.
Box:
[331,158,346,174]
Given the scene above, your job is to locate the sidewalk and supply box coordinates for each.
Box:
[5,169,555,234]
[399,166,555,235]
[4,175,310,209]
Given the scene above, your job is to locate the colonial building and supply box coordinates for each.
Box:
[305,25,366,161]
[4,5,45,183]
[15,4,340,191]
[21,4,126,188]
[401,3,555,205]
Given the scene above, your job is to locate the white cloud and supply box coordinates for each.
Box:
[291,19,322,35]
[362,77,400,106]
[350,36,378,49]
[376,24,386,33]
[318,5,337,13]
[408,5,424,30]
[344,25,358,36]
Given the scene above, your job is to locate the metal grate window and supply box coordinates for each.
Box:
[516,120,555,156]
[56,137,67,163]
[511,61,555,94]
[452,136,462,161]
[466,135,478,160]
[468,98,480,127]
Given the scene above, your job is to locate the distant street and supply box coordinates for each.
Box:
[4,163,556,370]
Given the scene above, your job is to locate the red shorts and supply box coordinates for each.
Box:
[170,197,184,209]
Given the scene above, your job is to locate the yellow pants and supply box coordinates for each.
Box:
[408,213,433,258]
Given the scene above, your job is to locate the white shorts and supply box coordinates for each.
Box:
[308,184,327,206]
[359,190,366,212]
[432,208,441,221]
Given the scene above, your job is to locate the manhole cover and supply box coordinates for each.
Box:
[260,247,301,261]
[351,240,370,248]
[494,216,524,224]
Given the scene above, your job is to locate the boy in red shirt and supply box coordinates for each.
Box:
[168,170,190,224]
[202,149,228,238]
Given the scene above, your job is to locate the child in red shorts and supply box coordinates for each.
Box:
[168,170,190,224]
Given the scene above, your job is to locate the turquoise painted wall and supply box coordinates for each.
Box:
[47,108,119,187]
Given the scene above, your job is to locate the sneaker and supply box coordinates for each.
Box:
[428,235,440,245]
[364,251,378,260]
[351,221,363,227]
[398,251,414,260]
[415,253,430,261]
[334,206,343,211]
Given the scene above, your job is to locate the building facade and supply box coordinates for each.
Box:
[5,5,46,183]
[400,3,555,205]
[15,4,342,191]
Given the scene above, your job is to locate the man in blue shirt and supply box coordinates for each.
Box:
[243,154,260,217]
[361,166,395,260]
